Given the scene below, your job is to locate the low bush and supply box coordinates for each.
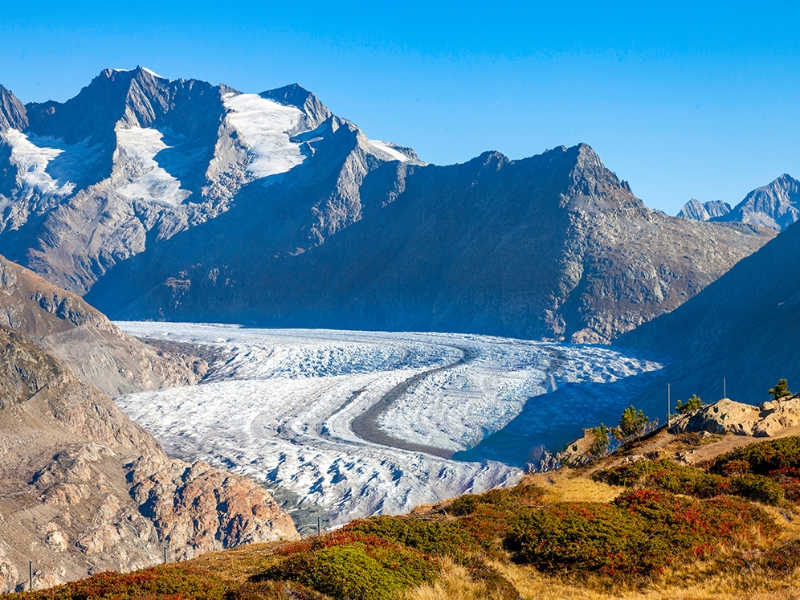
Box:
[729,473,786,504]
[594,459,787,505]
[593,460,730,497]
[506,489,779,577]
[27,566,228,600]
[346,515,480,560]
[712,437,800,476]
[262,542,437,600]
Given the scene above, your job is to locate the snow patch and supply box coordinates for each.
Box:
[368,140,409,162]
[115,127,191,205]
[223,93,308,179]
[0,130,102,197]
[141,67,164,78]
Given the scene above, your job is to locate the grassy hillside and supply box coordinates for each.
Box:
[15,435,800,600]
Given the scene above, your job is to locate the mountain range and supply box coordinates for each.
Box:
[0,67,777,342]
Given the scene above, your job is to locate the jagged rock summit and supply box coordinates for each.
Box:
[677,198,732,221]
[0,68,776,342]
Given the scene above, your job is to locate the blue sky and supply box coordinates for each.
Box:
[2,1,799,214]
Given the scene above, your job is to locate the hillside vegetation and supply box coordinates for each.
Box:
[15,435,800,599]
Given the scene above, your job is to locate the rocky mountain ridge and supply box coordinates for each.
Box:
[0,256,298,592]
[677,198,732,221]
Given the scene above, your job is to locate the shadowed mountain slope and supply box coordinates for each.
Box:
[617,219,800,404]
[88,144,773,343]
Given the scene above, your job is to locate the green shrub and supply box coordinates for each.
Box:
[593,460,730,498]
[729,474,786,505]
[506,489,779,577]
[346,515,480,560]
[712,437,800,476]
[263,542,436,600]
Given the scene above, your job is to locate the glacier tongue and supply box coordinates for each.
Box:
[113,323,662,526]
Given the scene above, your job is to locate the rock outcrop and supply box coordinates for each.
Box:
[0,68,775,342]
[670,396,800,437]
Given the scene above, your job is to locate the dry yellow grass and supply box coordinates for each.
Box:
[494,561,800,600]
[403,560,510,600]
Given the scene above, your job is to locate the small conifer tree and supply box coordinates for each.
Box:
[617,405,650,440]
[588,424,612,457]
[768,379,792,401]
[676,394,703,414]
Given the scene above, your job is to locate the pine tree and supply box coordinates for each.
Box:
[768,379,792,400]
[676,394,703,414]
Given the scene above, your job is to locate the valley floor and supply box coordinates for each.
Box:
[114,323,662,527]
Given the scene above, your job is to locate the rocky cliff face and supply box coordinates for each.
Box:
[0,68,775,342]
[0,67,422,295]
[617,219,800,405]
[0,254,206,396]
[0,258,298,593]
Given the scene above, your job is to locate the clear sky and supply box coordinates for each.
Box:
[1,1,798,215]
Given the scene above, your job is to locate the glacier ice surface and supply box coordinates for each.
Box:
[114,323,662,525]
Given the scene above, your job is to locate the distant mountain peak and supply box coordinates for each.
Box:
[677,198,732,221]
[715,173,800,231]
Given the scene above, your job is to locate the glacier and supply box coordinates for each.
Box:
[113,322,662,526]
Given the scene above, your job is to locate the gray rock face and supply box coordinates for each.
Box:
[677,198,731,221]
[714,174,800,231]
[0,68,775,342]
[0,67,421,294]
[87,144,773,343]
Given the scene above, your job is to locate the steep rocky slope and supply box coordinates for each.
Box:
[0,67,422,295]
[617,219,800,405]
[90,144,773,343]
[0,324,298,593]
[0,254,205,396]
[0,68,775,342]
